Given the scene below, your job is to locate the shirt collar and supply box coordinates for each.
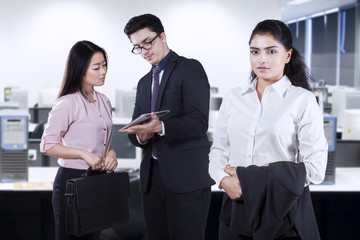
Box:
[240,75,291,98]
[240,79,257,95]
[152,49,173,70]
[271,75,292,98]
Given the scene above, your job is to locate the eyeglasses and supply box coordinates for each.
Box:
[131,34,159,55]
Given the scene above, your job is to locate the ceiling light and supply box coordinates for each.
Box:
[287,0,311,5]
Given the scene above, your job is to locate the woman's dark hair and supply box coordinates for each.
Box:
[124,13,165,38]
[249,19,314,91]
[58,40,108,98]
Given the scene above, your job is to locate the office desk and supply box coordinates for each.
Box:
[209,168,360,240]
[309,167,360,192]
[211,167,360,192]
[0,167,57,191]
[1,168,360,240]
[309,168,360,240]
[0,167,146,240]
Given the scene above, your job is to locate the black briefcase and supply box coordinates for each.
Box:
[65,168,130,236]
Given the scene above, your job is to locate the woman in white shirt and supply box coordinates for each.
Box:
[209,19,328,240]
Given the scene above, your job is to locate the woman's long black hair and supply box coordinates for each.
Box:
[249,19,314,91]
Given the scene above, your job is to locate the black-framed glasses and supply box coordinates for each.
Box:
[131,34,159,55]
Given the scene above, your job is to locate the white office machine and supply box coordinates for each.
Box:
[322,115,337,184]
[4,87,28,110]
[114,89,136,118]
[38,88,58,107]
[342,109,360,140]
[330,86,360,130]
[209,94,223,131]
[208,87,223,138]
[0,113,28,182]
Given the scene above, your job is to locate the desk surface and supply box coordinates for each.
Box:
[1,167,360,192]
[309,167,360,192]
[0,167,58,191]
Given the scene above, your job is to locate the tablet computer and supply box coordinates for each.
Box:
[120,110,170,131]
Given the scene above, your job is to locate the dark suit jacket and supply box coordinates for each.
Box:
[128,52,215,193]
[220,162,321,240]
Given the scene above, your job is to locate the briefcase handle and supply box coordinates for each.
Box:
[81,167,111,178]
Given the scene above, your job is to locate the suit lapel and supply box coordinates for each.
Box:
[155,53,179,111]
[144,71,152,112]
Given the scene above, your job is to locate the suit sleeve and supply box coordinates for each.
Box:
[163,59,210,142]
[128,77,151,149]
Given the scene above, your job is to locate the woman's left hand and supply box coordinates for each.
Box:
[102,149,118,171]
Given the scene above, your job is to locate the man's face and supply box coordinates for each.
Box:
[130,27,168,66]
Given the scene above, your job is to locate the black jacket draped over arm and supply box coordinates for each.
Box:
[220,161,320,240]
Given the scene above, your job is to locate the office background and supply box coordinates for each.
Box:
[1,0,357,107]
[1,0,360,240]
[0,0,277,106]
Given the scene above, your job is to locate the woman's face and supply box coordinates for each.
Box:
[249,33,292,84]
[82,52,107,89]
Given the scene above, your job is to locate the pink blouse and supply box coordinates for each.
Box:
[40,91,113,170]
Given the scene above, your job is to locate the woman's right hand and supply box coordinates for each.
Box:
[80,150,104,170]
[220,165,243,200]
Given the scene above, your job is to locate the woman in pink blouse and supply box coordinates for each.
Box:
[40,40,117,240]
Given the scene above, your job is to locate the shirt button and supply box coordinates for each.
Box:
[103,144,106,146]
[99,115,102,117]
[104,128,106,131]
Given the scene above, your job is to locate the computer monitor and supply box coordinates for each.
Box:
[29,107,51,123]
[112,118,142,171]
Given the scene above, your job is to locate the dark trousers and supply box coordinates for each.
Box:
[52,167,101,240]
[219,221,252,240]
[219,221,300,240]
[141,160,211,240]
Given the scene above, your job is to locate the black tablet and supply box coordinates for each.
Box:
[119,110,170,131]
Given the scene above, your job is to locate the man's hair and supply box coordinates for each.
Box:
[124,14,164,38]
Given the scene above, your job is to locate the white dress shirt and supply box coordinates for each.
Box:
[209,76,328,187]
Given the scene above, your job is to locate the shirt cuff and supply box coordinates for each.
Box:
[217,172,230,190]
[136,121,165,144]
[157,121,165,136]
[136,134,148,145]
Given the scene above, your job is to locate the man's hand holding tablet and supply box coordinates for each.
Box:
[119,110,170,131]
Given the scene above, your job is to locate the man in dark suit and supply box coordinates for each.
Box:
[121,14,214,240]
